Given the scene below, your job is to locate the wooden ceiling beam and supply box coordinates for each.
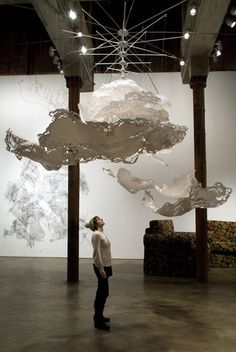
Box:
[0,0,94,91]
[181,0,231,83]
[31,0,94,91]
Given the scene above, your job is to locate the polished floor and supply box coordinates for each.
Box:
[0,258,236,352]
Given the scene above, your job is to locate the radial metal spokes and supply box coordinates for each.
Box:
[63,0,186,77]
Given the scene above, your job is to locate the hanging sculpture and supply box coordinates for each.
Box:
[104,167,231,217]
[5,79,186,170]
[5,78,232,216]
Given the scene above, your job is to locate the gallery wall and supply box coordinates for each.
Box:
[0,72,235,259]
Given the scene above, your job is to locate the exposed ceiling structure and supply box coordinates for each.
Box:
[181,0,231,83]
[0,0,235,91]
[31,0,94,90]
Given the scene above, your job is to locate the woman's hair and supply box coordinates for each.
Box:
[92,216,99,230]
[85,215,99,231]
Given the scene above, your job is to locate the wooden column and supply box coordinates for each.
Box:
[190,76,208,284]
[65,76,82,283]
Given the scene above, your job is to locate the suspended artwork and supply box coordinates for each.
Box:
[5,79,187,170]
[104,168,231,217]
[5,78,232,216]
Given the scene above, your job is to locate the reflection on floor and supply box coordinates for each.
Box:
[0,258,235,352]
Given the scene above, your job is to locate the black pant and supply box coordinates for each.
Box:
[93,264,112,322]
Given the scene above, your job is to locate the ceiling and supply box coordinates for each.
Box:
[0,0,235,90]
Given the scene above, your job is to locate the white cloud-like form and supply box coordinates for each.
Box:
[5,79,187,171]
[105,167,232,216]
[159,170,198,198]
[5,78,231,216]
[143,182,232,217]
[80,79,170,123]
[116,167,156,194]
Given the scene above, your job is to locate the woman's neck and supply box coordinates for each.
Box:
[97,226,103,232]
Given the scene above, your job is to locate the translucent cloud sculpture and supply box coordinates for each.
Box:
[5,78,231,216]
[159,170,198,198]
[105,167,232,216]
[5,79,187,171]
[116,167,156,194]
[143,182,232,217]
[80,79,170,123]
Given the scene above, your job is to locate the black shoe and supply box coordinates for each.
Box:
[94,321,110,331]
[102,316,110,323]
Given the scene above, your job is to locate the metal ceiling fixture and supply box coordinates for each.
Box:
[64,0,188,78]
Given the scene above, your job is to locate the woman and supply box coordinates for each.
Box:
[85,216,112,331]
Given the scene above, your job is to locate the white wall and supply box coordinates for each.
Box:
[0,72,235,259]
[205,72,236,221]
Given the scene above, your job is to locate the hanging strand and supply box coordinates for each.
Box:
[147,72,159,94]
[161,13,167,72]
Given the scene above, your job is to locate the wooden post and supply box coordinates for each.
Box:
[65,76,82,283]
[190,76,208,284]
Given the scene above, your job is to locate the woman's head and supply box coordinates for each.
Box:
[85,216,105,231]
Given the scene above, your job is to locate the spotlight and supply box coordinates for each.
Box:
[183,30,190,39]
[189,5,197,16]
[215,41,222,56]
[216,40,222,51]
[77,32,83,37]
[226,17,236,28]
[180,59,185,66]
[53,55,59,65]
[81,45,88,54]
[211,41,223,62]
[229,6,236,16]
[49,46,56,57]
[69,9,77,20]
[49,49,63,73]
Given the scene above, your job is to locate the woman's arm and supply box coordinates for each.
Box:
[92,234,105,275]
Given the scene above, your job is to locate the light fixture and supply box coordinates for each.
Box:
[183,30,190,39]
[77,32,83,37]
[180,59,185,66]
[225,17,236,28]
[211,41,222,62]
[68,9,77,20]
[229,6,236,16]
[48,47,63,73]
[81,45,88,54]
[53,55,59,65]
[57,59,63,74]
[189,5,197,16]
[48,47,56,57]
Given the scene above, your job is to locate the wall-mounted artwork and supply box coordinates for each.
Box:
[4,160,89,248]
[17,75,68,111]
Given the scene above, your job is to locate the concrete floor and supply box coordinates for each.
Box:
[0,258,236,352]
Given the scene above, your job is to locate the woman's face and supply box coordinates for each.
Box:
[96,217,105,228]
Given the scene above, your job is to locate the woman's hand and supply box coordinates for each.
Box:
[100,271,107,279]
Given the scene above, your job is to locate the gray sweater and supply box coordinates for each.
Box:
[92,230,112,274]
